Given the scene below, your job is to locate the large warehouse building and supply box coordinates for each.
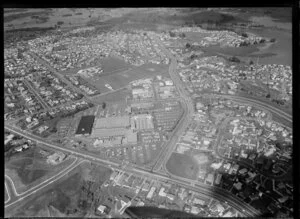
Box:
[91,128,137,144]
[94,116,130,129]
[91,115,137,144]
[75,115,95,135]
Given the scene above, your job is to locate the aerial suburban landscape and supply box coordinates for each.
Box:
[4,7,293,218]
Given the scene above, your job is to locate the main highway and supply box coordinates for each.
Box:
[151,34,195,172]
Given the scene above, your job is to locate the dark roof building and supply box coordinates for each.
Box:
[75,115,95,135]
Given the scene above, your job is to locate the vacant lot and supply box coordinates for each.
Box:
[166,152,199,180]
[8,162,112,217]
[5,147,76,194]
[5,148,49,186]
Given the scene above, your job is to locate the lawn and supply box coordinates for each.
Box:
[166,152,199,180]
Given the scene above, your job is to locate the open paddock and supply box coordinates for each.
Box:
[91,88,131,104]
[5,148,76,194]
[86,62,169,93]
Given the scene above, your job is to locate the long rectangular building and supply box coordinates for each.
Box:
[94,116,130,129]
[92,128,128,138]
[91,128,137,144]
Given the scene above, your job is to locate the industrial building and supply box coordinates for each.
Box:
[91,128,137,144]
[75,115,95,135]
[47,152,66,165]
[94,116,130,129]
[92,128,128,138]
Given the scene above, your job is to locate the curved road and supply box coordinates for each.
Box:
[151,35,195,172]
[5,157,88,209]
[5,183,11,204]
[201,93,292,123]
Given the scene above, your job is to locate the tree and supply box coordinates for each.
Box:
[190,54,198,60]
[270,38,276,43]
[186,43,191,49]
[169,31,176,37]
[102,102,106,109]
[259,38,266,43]
[249,60,254,65]
[229,56,240,63]
[179,33,186,38]
[241,33,248,38]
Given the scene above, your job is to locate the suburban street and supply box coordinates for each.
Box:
[28,52,94,102]
[214,116,292,180]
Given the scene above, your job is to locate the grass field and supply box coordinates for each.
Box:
[166,152,199,180]
[8,162,112,217]
[5,149,49,186]
[247,28,292,66]
[87,62,169,93]
[5,147,76,194]
[201,44,260,57]
[100,56,131,73]
[92,88,131,104]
